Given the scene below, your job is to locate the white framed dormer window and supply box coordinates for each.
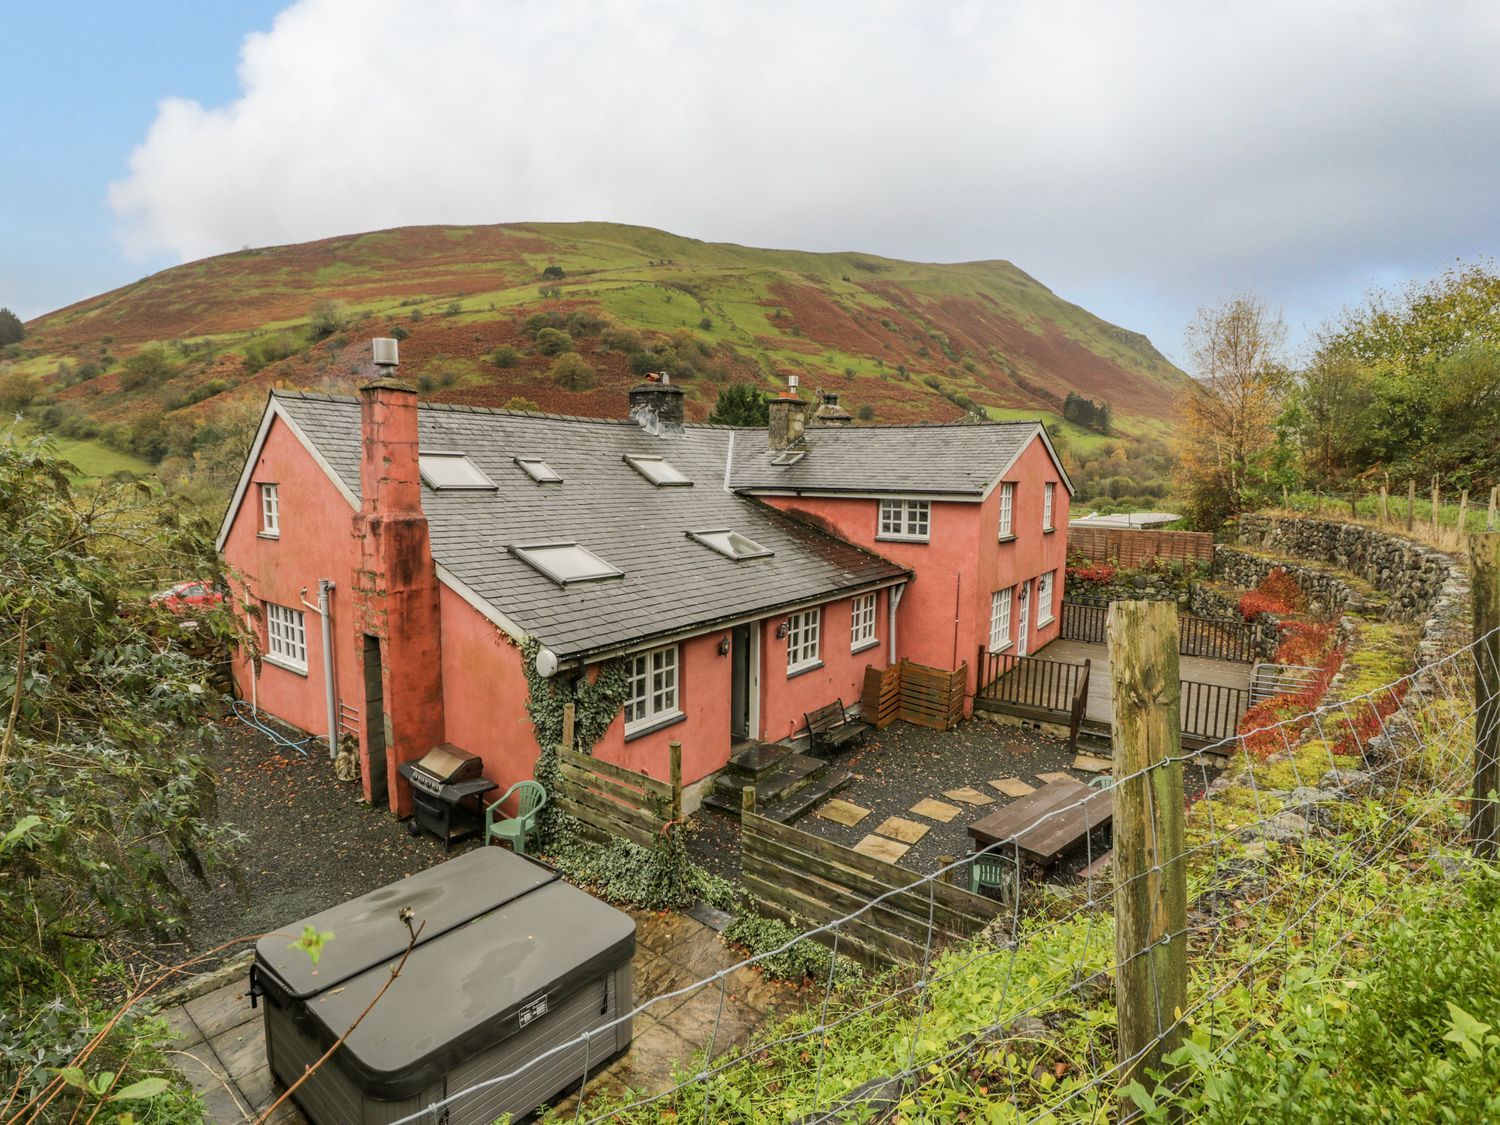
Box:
[258,483,280,537]
[264,601,307,673]
[878,498,930,542]
[1037,570,1056,625]
[997,482,1015,539]
[850,593,878,652]
[786,608,822,674]
[624,645,682,735]
[1043,482,1056,532]
[989,588,1013,652]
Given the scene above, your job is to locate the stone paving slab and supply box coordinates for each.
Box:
[1072,754,1113,774]
[990,777,1036,798]
[909,797,962,822]
[815,798,872,826]
[873,815,930,844]
[853,834,911,862]
[943,786,996,806]
[1036,771,1073,785]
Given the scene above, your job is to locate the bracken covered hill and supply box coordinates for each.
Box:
[17,221,1186,440]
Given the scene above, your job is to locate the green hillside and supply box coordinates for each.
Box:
[4,222,1187,497]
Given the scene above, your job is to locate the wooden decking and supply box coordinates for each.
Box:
[1034,638,1251,726]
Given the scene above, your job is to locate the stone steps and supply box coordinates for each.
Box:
[702,741,845,822]
[758,768,853,824]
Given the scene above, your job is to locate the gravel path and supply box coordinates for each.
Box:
[146,715,461,973]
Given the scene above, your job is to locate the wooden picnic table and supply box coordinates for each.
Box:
[967,777,1112,866]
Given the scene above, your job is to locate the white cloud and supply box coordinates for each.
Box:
[109,0,1500,354]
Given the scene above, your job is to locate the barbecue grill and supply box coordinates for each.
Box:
[397,743,496,849]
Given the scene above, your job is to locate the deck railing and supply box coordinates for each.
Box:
[975,648,1092,748]
[1179,680,1250,748]
[1062,600,1257,664]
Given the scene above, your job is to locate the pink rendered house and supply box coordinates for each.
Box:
[217,348,1072,819]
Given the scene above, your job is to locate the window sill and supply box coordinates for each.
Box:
[875,535,929,544]
[1037,615,1055,627]
[787,659,825,680]
[996,534,1017,543]
[624,710,685,742]
[263,654,307,676]
[1043,527,1056,534]
[851,638,880,655]
[988,642,1013,655]
[257,531,281,540]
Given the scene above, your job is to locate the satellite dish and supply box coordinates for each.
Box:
[535,647,559,679]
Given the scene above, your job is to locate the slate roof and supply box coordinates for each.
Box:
[271,393,909,661]
[728,419,1049,496]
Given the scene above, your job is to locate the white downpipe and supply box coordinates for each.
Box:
[888,582,907,664]
[300,580,339,759]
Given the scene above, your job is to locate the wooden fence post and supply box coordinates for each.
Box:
[1489,486,1499,532]
[561,702,576,753]
[1431,476,1441,538]
[1107,601,1188,1104]
[741,784,757,819]
[1281,484,1289,510]
[1472,534,1500,861]
[1379,483,1390,525]
[1348,491,1358,519]
[1407,479,1416,533]
[669,741,683,821]
[1458,490,1470,549]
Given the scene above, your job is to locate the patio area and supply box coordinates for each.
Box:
[1033,637,1255,729]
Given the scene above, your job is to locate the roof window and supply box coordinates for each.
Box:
[770,448,806,466]
[511,542,622,585]
[418,452,496,491]
[624,454,692,486]
[515,457,562,483]
[688,529,774,561]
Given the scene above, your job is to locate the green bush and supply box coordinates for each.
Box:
[535,327,573,356]
[722,912,863,988]
[548,353,595,390]
[491,344,521,368]
[308,298,351,338]
[546,836,737,913]
[118,344,179,391]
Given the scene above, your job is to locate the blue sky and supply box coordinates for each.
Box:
[6,2,1500,367]
[1,2,286,320]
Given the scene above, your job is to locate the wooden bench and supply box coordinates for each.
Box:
[804,700,871,754]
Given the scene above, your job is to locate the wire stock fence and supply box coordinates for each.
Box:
[382,615,1498,1125]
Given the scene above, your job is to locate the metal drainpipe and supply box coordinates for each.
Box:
[300,580,339,759]
[888,582,907,664]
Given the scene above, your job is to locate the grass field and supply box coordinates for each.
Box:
[9,423,153,480]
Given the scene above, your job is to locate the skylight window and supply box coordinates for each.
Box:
[511,542,622,585]
[624,455,692,486]
[418,452,496,491]
[770,449,806,466]
[688,529,774,561]
[515,457,562,483]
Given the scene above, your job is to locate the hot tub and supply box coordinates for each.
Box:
[251,847,635,1124]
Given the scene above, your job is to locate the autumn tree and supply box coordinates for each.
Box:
[1176,295,1288,528]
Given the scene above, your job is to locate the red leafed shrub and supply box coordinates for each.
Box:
[1275,620,1335,667]
[1067,561,1117,585]
[1328,681,1410,758]
[1239,567,1305,621]
[1238,640,1344,758]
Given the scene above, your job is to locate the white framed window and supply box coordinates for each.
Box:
[786,608,822,673]
[264,602,307,673]
[989,588,1013,652]
[998,482,1015,539]
[878,498,930,542]
[624,455,692,487]
[259,483,280,537]
[1037,570,1056,625]
[512,542,622,585]
[850,593,878,652]
[624,645,681,733]
[419,452,497,490]
[1043,482,1055,531]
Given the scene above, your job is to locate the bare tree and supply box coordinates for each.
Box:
[1177,295,1288,526]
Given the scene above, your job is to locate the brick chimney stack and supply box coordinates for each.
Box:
[768,374,808,451]
[352,340,446,816]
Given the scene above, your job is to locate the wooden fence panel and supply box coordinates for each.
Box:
[557,744,679,848]
[1068,527,1213,567]
[860,664,902,728]
[860,661,966,730]
[741,811,1002,967]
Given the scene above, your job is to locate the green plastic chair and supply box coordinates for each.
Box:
[485,780,547,856]
[968,851,1016,899]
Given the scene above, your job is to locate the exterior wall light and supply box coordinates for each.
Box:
[718,635,731,656]
[775,620,790,639]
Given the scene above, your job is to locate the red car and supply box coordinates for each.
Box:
[151,581,225,615]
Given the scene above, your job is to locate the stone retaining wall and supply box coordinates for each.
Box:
[1223,515,1469,665]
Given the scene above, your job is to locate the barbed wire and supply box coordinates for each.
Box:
[385,629,1493,1125]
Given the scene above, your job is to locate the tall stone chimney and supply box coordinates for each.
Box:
[768,374,809,451]
[628,373,685,435]
[351,340,445,816]
[813,390,853,426]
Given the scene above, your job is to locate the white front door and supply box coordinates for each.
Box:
[1016,580,1031,657]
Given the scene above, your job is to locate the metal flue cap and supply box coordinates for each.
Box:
[372,337,400,368]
